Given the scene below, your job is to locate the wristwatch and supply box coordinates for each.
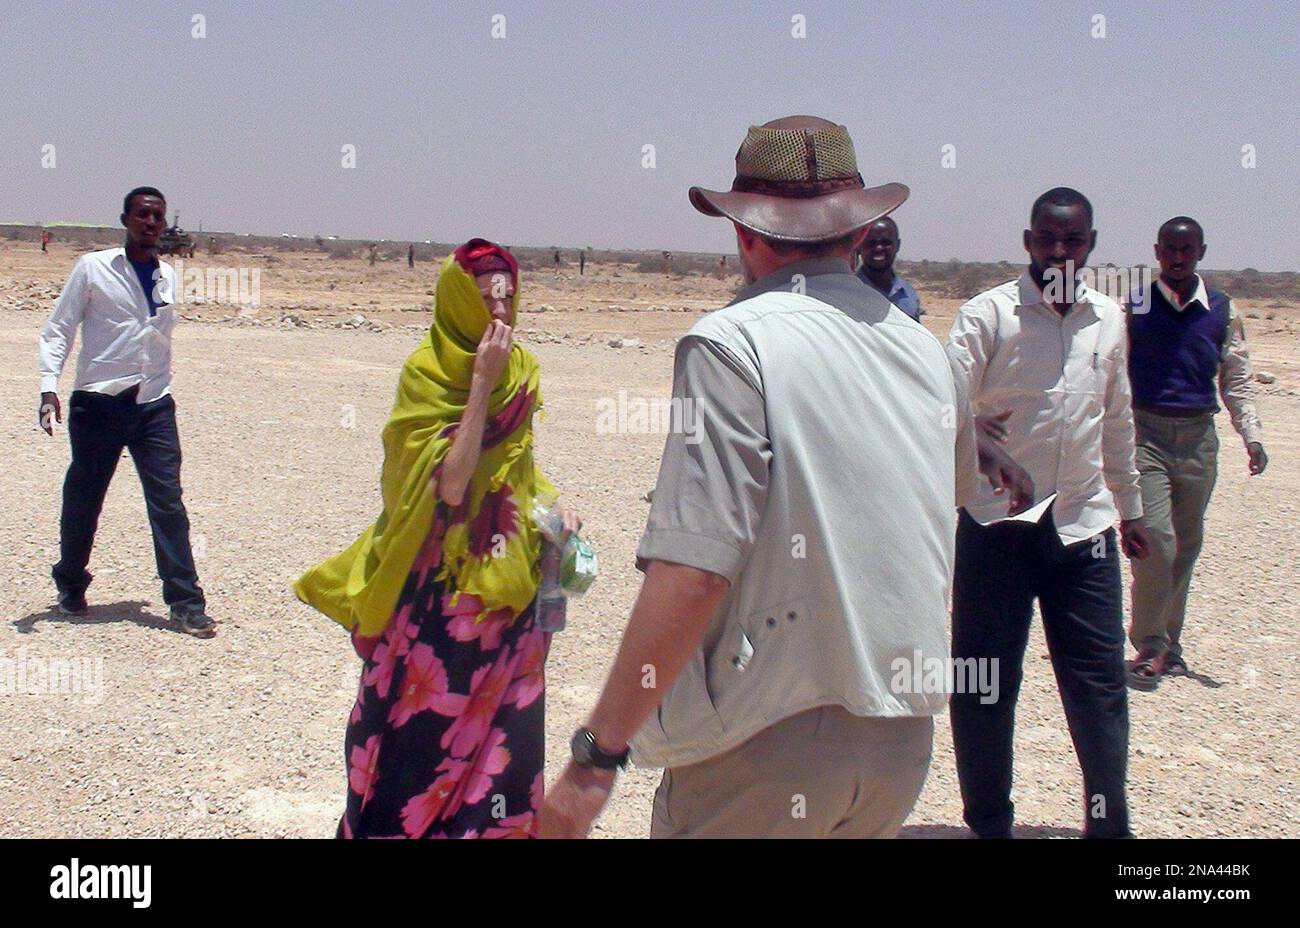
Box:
[571,728,630,771]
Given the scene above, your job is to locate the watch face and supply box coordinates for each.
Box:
[571,730,593,765]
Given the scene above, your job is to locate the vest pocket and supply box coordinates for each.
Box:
[706,597,808,721]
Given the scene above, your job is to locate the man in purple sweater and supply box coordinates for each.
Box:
[1125,217,1267,690]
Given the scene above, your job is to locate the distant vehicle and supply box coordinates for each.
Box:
[157,214,196,257]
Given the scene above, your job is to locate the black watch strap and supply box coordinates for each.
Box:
[571,728,630,770]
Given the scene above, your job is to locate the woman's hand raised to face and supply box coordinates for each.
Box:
[472,319,513,390]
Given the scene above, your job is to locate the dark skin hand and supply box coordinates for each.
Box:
[40,392,60,435]
[978,409,1151,556]
[41,193,166,435]
[977,431,1035,515]
[1247,442,1268,475]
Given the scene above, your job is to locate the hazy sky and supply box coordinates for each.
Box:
[3,0,1297,269]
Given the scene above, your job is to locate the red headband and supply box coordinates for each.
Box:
[454,238,518,279]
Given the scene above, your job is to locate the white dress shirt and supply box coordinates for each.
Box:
[947,271,1143,545]
[38,248,178,403]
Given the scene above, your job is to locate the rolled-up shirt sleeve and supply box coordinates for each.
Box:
[635,334,771,582]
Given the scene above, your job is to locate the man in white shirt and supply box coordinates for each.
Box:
[38,187,214,638]
[946,187,1151,838]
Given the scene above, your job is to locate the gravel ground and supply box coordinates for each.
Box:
[2,245,1296,838]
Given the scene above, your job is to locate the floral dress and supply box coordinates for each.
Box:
[339,507,550,839]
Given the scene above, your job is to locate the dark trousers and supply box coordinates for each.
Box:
[950,508,1130,838]
[52,387,204,611]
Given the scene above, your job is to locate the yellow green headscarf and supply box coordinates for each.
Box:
[293,245,554,640]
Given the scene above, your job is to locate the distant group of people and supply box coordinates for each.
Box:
[36,114,1267,839]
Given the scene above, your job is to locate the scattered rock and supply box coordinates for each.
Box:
[1256,371,1277,384]
[608,336,642,349]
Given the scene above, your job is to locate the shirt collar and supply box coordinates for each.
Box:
[857,267,908,298]
[1155,274,1209,312]
[1016,268,1100,318]
[731,257,854,304]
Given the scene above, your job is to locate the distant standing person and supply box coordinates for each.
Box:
[408,243,415,269]
[946,187,1151,838]
[1124,217,1267,691]
[856,216,923,321]
[368,243,377,266]
[579,251,585,276]
[37,186,214,637]
[42,230,51,253]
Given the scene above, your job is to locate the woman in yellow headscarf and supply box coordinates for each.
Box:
[294,238,579,839]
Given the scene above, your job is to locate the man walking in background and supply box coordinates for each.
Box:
[947,187,1151,838]
[38,186,214,638]
[1125,216,1267,690]
[540,116,1028,838]
[856,215,924,322]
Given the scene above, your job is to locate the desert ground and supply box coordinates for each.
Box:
[1,240,1296,838]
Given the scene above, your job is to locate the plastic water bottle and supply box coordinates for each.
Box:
[535,540,568,633]
[531,494,598,633]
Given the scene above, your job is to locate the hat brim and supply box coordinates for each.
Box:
[689,182,909,243]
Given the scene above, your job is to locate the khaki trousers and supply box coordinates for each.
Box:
[650,706,933,838]
[1128,409,1219,657]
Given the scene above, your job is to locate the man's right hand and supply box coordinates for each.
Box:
[977,435,1035,515]
[976,409,1013,443]
[39,392,61,436]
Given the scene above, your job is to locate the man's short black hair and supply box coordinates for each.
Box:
[868,215,899,236]
[123,186,165,215]
[1030,187,1093,227]
[1158,215,1204,244]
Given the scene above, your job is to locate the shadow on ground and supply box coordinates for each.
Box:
[899,823,1083,839]
[13,600,173,635]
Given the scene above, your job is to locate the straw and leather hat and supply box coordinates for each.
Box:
[689,115,908,242]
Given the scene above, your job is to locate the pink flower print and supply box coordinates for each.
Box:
[347,735,382,810]
[445,592,514,651]
[457,727,511,807]
[387,643,468,728]
[401,770,460,838]
[362,602,418,699]
[505,627,548,710]
[440,647,519,758]
[483,811,534,839]
[410,521,445,588]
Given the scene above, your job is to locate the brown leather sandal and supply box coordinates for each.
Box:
[1163,653,1188,676]
[1127,650,1165,692]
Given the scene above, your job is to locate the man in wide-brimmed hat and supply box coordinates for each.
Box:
[540,116,1030,838]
